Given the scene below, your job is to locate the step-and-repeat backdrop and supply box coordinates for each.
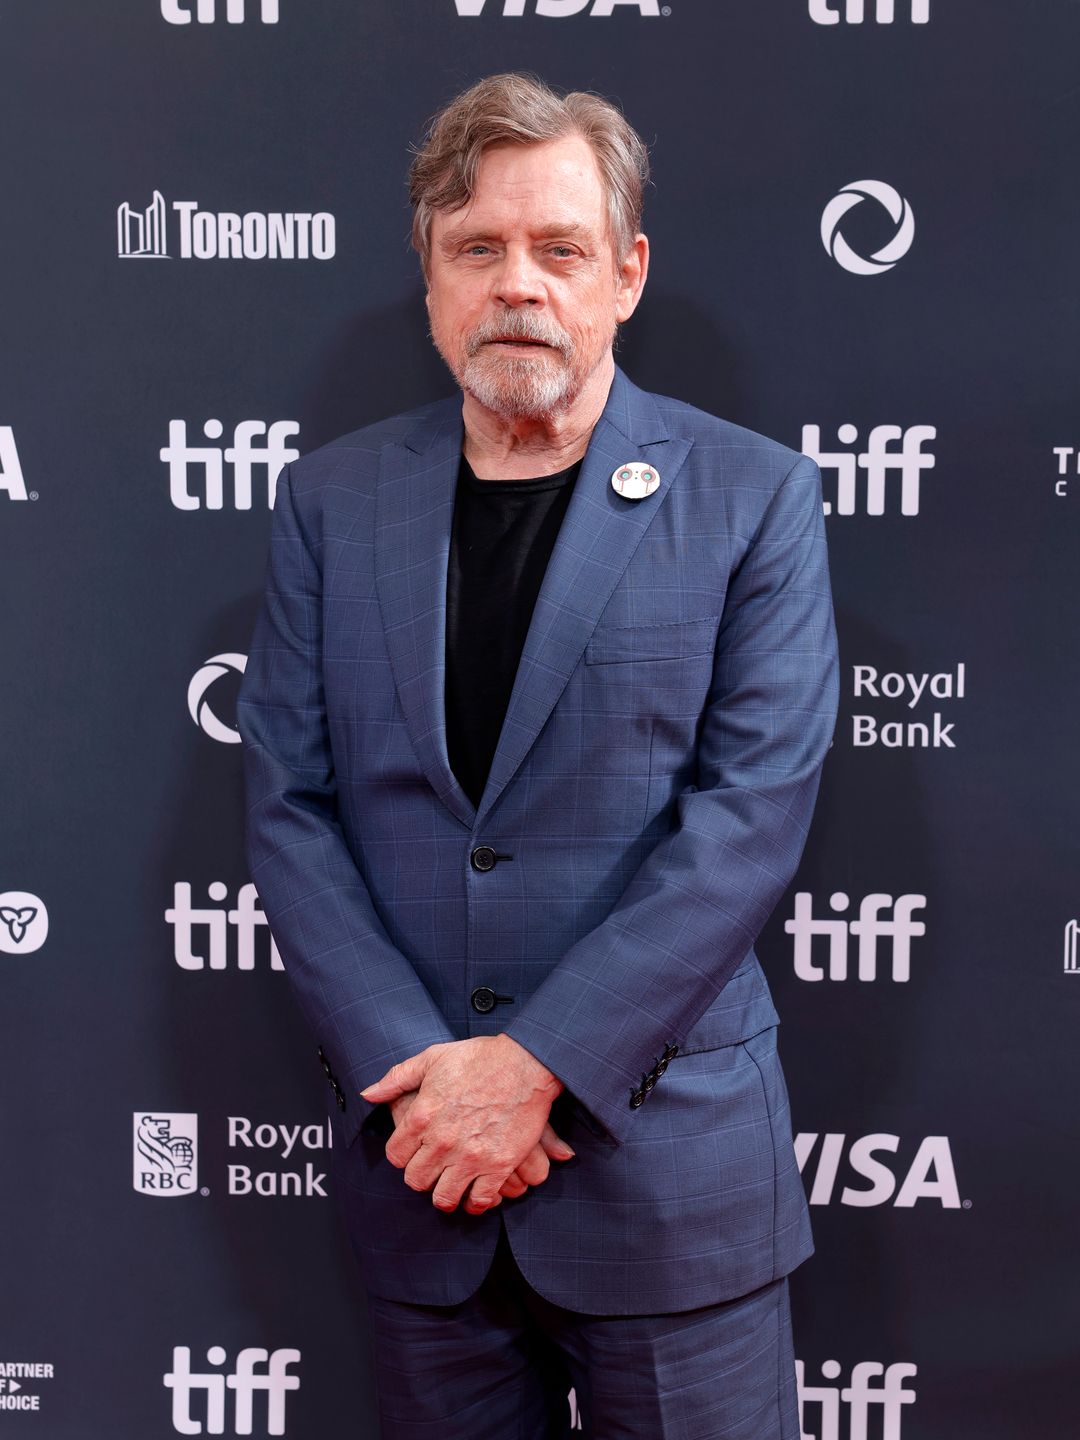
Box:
[2,2,1077,1435]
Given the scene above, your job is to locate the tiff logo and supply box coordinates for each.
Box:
[453,0,660,13]
[162,0,279,21]
[161,421,299,509]
[809,0,929,21]
[803,425,935,516]
[164,1348,299,1435]
[797,1360,917,1439]
[795,1134,961,1208]
[786,892,927,982]
[0,427,29,500]
[167,883,284,971]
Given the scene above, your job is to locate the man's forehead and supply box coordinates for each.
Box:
[435,136,608,234]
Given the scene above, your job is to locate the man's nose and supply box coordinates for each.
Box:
[492,246,545,307]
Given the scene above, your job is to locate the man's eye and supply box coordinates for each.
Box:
[466,245,491,256]
[550,246,575,259]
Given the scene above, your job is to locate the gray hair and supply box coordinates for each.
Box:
[408,72,650,276]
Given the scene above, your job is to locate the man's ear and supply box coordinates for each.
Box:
[615,233,649,324]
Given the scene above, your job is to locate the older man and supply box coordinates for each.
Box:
[238,72,838,1440]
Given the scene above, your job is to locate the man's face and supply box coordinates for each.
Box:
[426,134,642,421]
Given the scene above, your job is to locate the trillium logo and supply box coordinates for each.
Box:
[0,892,48,954]
[821,180,915,275]
[188,653,247,743]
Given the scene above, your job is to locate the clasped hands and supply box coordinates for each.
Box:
[360,1034,575,1215]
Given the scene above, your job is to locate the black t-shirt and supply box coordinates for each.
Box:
[445,453,581,809]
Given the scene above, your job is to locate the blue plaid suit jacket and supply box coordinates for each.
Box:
[237,365,839,1314]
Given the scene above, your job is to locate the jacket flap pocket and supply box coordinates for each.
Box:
[678,957,781,1053]
[585,615,719,665]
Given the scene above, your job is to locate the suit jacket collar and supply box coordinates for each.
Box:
[374,365,692,830]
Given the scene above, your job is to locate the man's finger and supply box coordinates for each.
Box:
[430,1165,482,1213]
[384,1124,426,1172]
[464,1176,507,1214]
[360,1053,427,1102]
[499,1172,529,1199]
[402,1139,455,1194]
[537,1121,575,1161]
[515,1145,551,1188]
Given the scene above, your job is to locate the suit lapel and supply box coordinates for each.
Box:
[476,368,693,827]
[372,369,694,834]
[374,398,477,831]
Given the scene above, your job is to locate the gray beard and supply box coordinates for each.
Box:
[459,350,577,420]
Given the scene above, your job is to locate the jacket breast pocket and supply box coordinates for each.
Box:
[584,614,720,665]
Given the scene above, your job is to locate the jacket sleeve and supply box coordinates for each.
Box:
[236,461,456,1148]
[503,455,839,1145]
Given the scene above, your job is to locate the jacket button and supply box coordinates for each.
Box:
[470,845,498,872]
[336,1090,347,1111]
[629,1090,645,1109]
[471,986,497,1014]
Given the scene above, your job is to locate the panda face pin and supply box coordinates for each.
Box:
[611,462,660,501]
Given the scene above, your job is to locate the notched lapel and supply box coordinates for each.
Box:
[372,372,694,834]
[476,370,694,827]
[374,400,478,831]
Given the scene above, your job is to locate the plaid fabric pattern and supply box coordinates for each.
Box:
[238,367,839,1310]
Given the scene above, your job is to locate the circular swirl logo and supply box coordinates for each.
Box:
[821,180,915,276]
[188,652,247,744]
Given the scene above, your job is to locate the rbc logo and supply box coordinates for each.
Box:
[161,0,279,21]
[802,424,935,516]
[786,892,927,982]
[454,0,660,14]
[133,1113,198,1196]
[162,420,299,509]
[809,0,929,21]
[163,1347,300,1435]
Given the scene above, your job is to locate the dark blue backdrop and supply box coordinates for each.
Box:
[2,1,1078,1435]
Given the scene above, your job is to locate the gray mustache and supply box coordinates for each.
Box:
[467,315,572,356]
